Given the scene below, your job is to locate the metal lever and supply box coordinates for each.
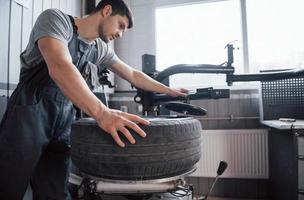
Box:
[162,102,207,116]
[217,161,228,176]
[202,161,228,200]
[151,88,230,103]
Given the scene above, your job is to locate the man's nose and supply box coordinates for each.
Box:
[117,31,123,38]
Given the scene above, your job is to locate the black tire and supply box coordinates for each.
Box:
[71,116,202,180]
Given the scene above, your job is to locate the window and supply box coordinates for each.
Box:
[156,0,242,88]
[155,0,304,88]
[246,0,304,72]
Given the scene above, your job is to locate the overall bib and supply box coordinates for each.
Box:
[0,15,99,200]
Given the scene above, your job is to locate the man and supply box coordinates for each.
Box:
[0,0,187,199]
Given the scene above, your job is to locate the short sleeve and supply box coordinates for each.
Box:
[32,9,73,46]
[95,38,119,66]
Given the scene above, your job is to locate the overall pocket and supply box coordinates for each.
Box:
[81,61,101,90]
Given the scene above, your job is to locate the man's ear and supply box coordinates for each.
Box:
[102,5,112,17]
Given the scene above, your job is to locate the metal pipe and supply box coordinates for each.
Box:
[69,173,177,194]
[227,68,304,82]
[96,181,176,194]
[155,63,304,84]
[195,116,260,120]
[69,173,82,186]
[155,64,234,82]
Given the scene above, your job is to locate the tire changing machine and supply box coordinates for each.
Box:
[69,168,195,200]
[69,44,304,200]
[69,161,228,200]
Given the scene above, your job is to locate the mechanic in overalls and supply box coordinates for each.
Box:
[0,0,187,199]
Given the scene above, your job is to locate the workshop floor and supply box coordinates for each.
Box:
[23,185,268,200]
[207,198,268,200]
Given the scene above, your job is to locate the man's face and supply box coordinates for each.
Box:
[98,14,129,43]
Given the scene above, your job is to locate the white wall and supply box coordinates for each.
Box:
[0,0,83,119]
[1,0,84,96]
[114,0,157,91]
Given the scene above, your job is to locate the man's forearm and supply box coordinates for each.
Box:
[38,37,106,119]
[132,70,170,93]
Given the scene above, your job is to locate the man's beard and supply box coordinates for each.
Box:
[99,35,109,43]
[98,25,109,43]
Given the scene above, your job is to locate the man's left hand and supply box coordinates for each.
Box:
[167,88,189,97]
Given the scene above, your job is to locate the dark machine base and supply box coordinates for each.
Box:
[83,192,192,200]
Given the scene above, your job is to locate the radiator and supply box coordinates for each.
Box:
[191,129,269,179]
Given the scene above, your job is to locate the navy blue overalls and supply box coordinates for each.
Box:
[0,15,100,199]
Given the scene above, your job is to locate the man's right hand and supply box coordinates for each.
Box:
[95,108,150,148]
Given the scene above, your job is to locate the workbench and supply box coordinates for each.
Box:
[262,120,304,200]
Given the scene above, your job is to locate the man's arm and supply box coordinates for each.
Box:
[38,37,149,147]
[109,59,188,96]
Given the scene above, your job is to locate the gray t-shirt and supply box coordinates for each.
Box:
[20,8,118,69]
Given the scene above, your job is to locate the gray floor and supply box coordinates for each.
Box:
[23,189,265,200]
[23,184,267,200]
[208,197,266,200]
[207,198,267,200]
[23,185,32,200]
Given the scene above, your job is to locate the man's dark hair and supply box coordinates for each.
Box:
[93,0,133,29]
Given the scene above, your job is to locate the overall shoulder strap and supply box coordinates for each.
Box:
[68,15,78,33]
